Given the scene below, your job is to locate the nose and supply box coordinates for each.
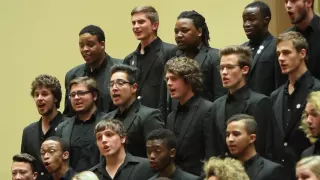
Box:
[285,1,292,9]
[101,135,108,143]
[278,53,285,62]
[133,22,139,29]
[14,173,22,180]
[167,79,172,86]
[221,67,228,75]
[149,151,156,159]
[227,135,234,142]
[306,115,313,125]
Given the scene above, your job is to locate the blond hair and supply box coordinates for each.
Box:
[203,157,249,180]
[72,171,99,180]
[296,156,320,177]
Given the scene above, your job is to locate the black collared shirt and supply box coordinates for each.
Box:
[134,38,162,86]
[283,71,311,131]
[244,154,259,171]
[225,85,249,121]
[248,32,271,58]
[314,139,320,155]
[92,153,148,180]
[114,100,138,122]
[151,167,199,180]
[39,112,65,146]
[48,168,76,180]
[174,95,198,136]
[70,112,99,171]
[289,14,320,80]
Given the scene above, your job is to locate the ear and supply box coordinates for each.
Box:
[197,28,203,38]
[169,148,176,159]
[100,41,105,50]
[132,83,138,94]
[264,16,271,25]
[33,172,38,180]
[121,136,126,144]
[62,151,69,160]
[92,91,98,102]
[299,48,307,61]
[152,22,159,31]
[305,0,313,8]
[249,134,256,144]
[242,65,250,75]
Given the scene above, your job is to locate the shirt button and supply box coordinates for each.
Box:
[137,96,142,100]
[288,109,290,111]
[282,159,285,162]
[41,172,44,175]
[225,152,228,156]
[284,142,288,146]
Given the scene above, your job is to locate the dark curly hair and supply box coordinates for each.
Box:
[165,56,203,93]
[30,74,62,109]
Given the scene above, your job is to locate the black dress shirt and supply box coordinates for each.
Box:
[225,85,249,121]
[283,71,312,131]
[39,112,65,145]
[244,154,259,171]
[48,168,76,180]
[70,113,99,171]
[114,100,138,122]
[289,14,320,80]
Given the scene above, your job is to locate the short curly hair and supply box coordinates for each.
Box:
[30,74,62,109]
[165,56,203,93]
[203,157,250,180]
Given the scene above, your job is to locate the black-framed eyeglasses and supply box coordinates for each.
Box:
[108,79,131,88]
[217,64,241,71]
[68,90,91,99]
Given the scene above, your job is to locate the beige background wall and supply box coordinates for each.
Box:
[1,0,254,178]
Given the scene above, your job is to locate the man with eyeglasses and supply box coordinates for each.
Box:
[207,45,273,160]
[102,64,164,158]
[40,136,75,180]
[56,76,106,171]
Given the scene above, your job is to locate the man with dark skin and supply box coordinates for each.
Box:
[285,0,320,80]
[146,129,199,180]
[40,137,75,180]
[242,1,286,95]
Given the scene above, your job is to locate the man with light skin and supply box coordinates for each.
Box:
[11,153,37,180]
[40,136,75,180]
[90,119,153,180]
[226,114,285,180]
[21,74,69,180]
[301,91,320,157]
[56,77,106,171]
[271,31,320,178]
[124,6,175,120]
[285,0,320,80]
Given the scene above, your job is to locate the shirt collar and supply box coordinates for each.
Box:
[48,168,75,180]
[227,85,249,102]
[285,71,312,93]
[84,53,108,75]
[295,14,320,33]
[177,94,198,112]
[244,154,259,170]
[116,100,138,118]
[75,110,98,124]
[99,153,139,175]
[135,37,161,55]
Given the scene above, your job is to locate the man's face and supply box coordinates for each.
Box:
[242,7,266,39]
[296,165,319,180]
[96,127,125,157]
[285,0,311,24]
[146,139,173,172]
[110,71,137,108]
[40,140,68,173]
[70,84,96,113]
[208,176,220,180]
[33,87,57,116]
[79,33,105,65]
[220,54,248,91]
[174,18,202,51]
[276,40,306,75]
[11,162,37,180]
[226,121,255,157]
[131,12,158,41]
[166,72,192,102]
[305,103,320,137]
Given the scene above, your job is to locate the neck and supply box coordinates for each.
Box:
[183,42,201,59]
[140,35,157,54]
[77,106,97,121]
[229,81,246,95]
[42,109,58,124]
[105,148,126,167]
[238,146,257,163]
[288,63,307,87]
[119,98,136,112]
[296,11,314,30]
[179,91,195,105]
[52,163,69,180]
[159,162,176,178]
[90,53,106,72]
[250,30,269,43]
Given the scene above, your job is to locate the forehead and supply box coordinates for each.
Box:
[176,18,195,27]
[220,54,239,64]
[111,71,129,81]
[227,121,247,131]
[70,83,89,91]
[97,127,119,135]
[41,140,61,149]
[277,40,295,51]
[131,12,150,21]
[34,86,51,93]
[146,139,165,147]
[243,6,261,16]
[12,162,32,171]
[306,102,316,110]
[296,166,314,174]
[79,33,99,42]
